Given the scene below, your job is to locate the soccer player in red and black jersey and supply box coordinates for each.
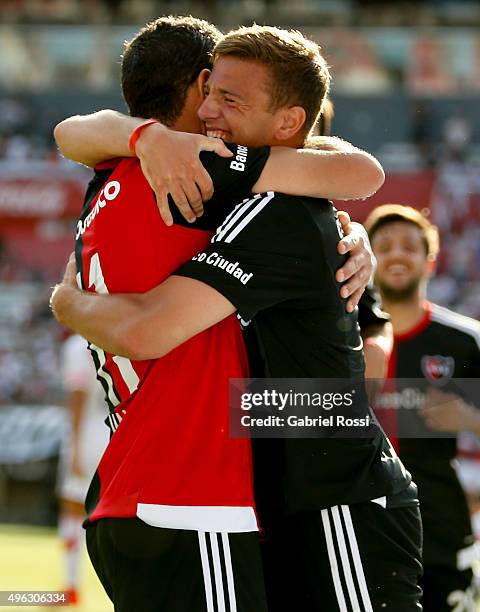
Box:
[52,17,381,612]
[53,25,424,612]
[366,204,480,612]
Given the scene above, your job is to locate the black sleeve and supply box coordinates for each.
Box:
[174,195,322,320]
[170,143,270,231]
[357,286,390,331]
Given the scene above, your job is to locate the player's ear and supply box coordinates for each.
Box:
[273,106,306,142]
[196,69,211,100]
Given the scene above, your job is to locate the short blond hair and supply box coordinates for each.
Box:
[365,204,440,259]
[214,25,331,138]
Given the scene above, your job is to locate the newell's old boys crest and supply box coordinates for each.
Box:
[421,355,455,385]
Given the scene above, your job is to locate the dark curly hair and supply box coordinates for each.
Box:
[121,16,222,125]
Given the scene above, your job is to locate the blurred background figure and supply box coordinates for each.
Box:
[57,333,108,605]
[0,1,479,610]
[366,204,480,612]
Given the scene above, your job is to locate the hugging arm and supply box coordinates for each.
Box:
[51,255,235,361]
[55,110,384,225]
[51,201,357,361]
[253,137,384,201]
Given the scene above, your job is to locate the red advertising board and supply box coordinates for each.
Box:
[335,170,436,222]
[0,177,85,220]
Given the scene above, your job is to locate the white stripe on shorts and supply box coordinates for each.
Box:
[198,532,237,612]
[341,505,373,612]
[321,508,348,612]
[331,505,361,610]
[221,533,238,612]
[322,506,374,612]
[210,532,226,612]
[198,532,215,612]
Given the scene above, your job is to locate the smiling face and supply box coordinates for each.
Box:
[198,56,285,147]
[372,220,434,302]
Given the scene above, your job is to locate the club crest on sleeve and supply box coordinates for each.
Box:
[421,355,455,385]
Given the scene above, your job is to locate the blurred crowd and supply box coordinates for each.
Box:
[428,114,480,320]
[0,282,63,405]
[0,0,479,26]
[1,24,480,94]
[0,95,61,163]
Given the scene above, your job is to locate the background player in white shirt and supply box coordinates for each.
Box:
[57,333,108,604]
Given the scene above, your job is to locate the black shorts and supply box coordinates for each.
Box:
[86,517,268,612]
[260,502,423,612]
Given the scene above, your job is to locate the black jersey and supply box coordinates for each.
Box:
[176,194,414,518]
[358,285,390,330]
[386,301,479,568]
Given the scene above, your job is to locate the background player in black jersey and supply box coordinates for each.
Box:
[366,203,480,612]
[52,25,423,611]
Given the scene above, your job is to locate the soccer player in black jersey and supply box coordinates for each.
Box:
[366,204,480,612]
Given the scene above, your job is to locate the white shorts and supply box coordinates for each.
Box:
[58,414,109,504]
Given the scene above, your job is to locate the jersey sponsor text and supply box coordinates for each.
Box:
[229,144,249,172]
[192,251,253,285]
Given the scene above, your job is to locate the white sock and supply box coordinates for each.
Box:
[59,514,84,590]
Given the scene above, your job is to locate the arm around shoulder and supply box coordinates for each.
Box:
[54,110,144,167]
[253,139,384,201]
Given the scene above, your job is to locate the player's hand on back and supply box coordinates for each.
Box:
[335,211,376,313]
[134,122,233,226]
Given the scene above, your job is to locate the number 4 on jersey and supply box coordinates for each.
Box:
[88,253,140,395]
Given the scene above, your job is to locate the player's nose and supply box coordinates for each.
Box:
[198,96,221,121]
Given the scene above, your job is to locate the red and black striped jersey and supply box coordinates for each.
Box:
[77,144,270,532]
